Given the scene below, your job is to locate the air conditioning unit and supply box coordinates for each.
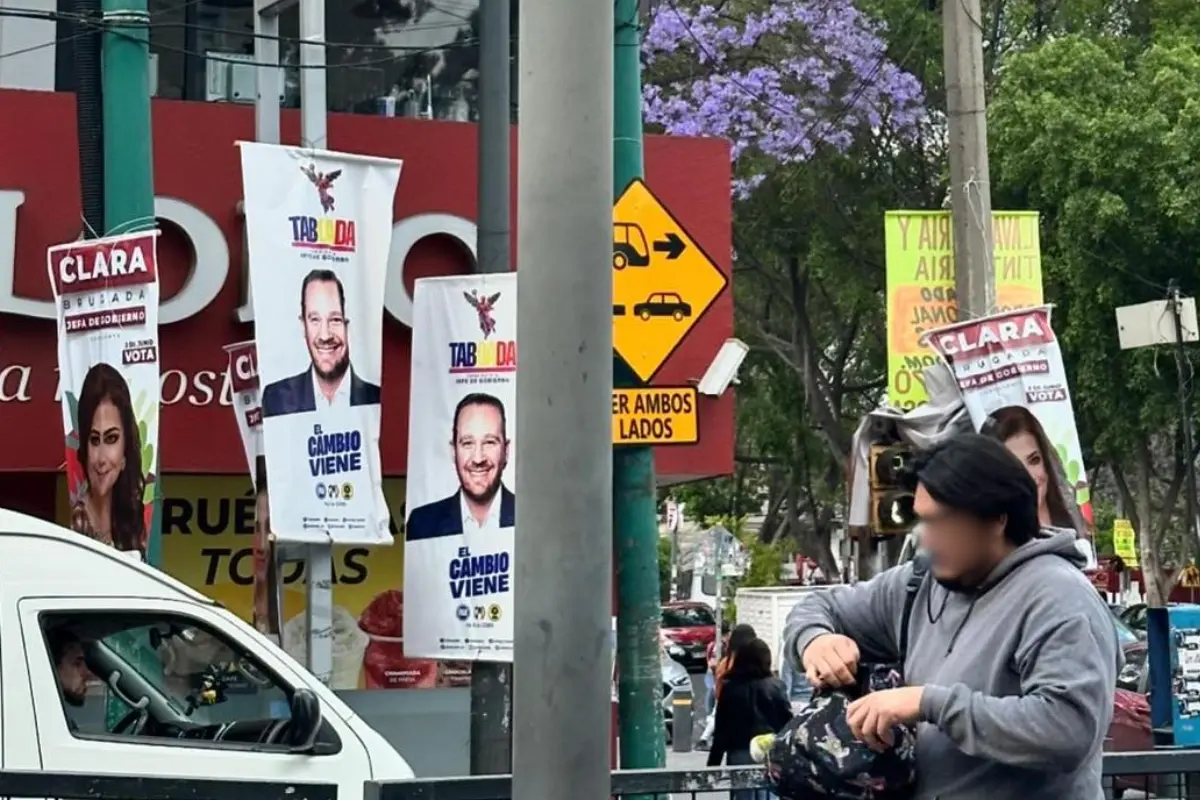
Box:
[205,51,283,104]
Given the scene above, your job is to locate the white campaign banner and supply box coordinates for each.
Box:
[924,305,1094,527]
[404,274,517,662]
[239,142,402,544]
[48,231,161,561]
[224,340,263,483]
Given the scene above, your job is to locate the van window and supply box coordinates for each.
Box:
[40,612,321,749]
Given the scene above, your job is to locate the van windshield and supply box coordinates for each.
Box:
[97,622,291,726]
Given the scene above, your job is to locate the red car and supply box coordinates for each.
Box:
[660,601,717,673]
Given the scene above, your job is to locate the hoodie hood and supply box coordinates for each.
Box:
[977,526,1087,592]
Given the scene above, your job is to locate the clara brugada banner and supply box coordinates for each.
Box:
[404,274,517,662]
[239,142,402,544]
[47,230,161,562]
[224,340,263,484]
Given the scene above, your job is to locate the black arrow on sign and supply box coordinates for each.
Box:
[653,232,686,260]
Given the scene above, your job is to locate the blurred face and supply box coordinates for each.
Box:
[913,484,1006,591]
[57,640,90,707]
[453,403,508,506]
[1005,431,1048,517]
[87,398,125,500]
[302,280,349,383]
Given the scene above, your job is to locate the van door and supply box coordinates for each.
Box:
[19,596,369,799]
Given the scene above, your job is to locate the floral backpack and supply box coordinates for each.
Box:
[752,556,928,799]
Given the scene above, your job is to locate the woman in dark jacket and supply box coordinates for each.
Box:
[707,638,792,797]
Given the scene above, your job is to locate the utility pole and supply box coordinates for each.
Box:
[513,0,613,796]
[1170,280,1200,547]
[469,0,513,776]
[75,0,104,239]
[613,0,667,772]
[100,0,154,555]
[943,0,995,319]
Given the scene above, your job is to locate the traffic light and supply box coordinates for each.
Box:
[869,444,916,535]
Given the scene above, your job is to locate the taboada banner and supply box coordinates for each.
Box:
[884,211,1045,410]
[405,274,517,662]
[224,340,263,483]
[239,142,402,544]
[48,230,161,563]
[55,474,473,691]
[924,305,1094,526]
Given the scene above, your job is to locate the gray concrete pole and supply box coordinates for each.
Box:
[469,0,514,776]
[943,0,995,318]
[513,0,613,795]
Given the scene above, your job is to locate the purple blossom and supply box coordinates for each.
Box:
[643,1,925,197]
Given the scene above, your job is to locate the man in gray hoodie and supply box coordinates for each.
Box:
[784,434,1121,799]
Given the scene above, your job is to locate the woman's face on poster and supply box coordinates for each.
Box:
[87,397,126,499]
[1005,431,1048,510]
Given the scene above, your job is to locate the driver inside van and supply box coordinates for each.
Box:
[47,627,92,727]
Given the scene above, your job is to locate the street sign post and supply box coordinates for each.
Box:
[612,386,699,445]
[612,179,729,384]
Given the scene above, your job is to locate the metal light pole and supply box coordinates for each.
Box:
[513,0,613,794]
[470,0,514,775]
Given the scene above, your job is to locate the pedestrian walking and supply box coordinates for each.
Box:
[706,638,791,800]
[784,434,1120,799]
[698,622,756,750]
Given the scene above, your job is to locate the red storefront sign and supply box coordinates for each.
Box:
[0,90,734,479]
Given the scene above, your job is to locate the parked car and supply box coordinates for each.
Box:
[661,601,717,673]
[661,646,693,744]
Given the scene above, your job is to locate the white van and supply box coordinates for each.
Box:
[0,509,414,795]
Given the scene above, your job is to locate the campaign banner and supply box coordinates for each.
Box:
[48,231,161,561]
[924,305,1093,524]
[404,274,517,662]
[239,142,402,544]
[885,211,1044,410]
[224,340,263,482]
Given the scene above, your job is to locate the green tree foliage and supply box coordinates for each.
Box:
[989,31,1200,602]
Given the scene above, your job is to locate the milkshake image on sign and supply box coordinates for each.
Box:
[261,268,381,418]
[405,392,516,541]
[282,605,370,690]
[70,363,147,558]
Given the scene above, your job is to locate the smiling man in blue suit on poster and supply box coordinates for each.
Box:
[262,268,381,417]
[406,392,516,541]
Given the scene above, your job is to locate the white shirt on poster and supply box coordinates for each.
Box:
[460,491,503,535]
[312,368,352,411]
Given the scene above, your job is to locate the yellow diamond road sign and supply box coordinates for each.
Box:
[612,179,728,383]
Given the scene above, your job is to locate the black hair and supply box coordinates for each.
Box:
[727,623,757,658]
[46,627,80,666]
[300,269,346,315]
[911,433,1040,545]
[729,638,773,680]
[452,392,507,441]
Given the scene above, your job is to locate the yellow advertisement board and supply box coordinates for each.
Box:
[884,211,1044,409]
[56,474,469,691]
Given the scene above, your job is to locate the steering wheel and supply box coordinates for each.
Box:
[234,658,272,688]
[111,708,149,737]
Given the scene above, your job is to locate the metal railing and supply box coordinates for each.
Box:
[0,771,337,800]
[368,750,1200,800]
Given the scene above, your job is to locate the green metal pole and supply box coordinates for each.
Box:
[101,0,160,732]
[614,0,666,774]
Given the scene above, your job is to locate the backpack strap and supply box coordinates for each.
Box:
[898,553,929,661]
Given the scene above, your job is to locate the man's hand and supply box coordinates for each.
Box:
[846,687,924,752]
[800,633,860,688]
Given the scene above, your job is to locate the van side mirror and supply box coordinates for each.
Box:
[287,688,323,753]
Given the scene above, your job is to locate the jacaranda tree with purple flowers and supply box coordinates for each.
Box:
[642,1,926,195]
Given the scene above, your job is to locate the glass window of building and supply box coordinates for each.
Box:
[58,0,515,121]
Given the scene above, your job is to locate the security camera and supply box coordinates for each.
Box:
[697,338,749,397]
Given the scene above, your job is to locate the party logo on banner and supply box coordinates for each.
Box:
[405,274,518,663]
[48,230,162,562]
[884,211,1044,409]
[239,142,402,545]
[924,306,1093,525]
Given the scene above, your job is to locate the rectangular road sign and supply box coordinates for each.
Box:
[612,386,698,446]
[612,179,728,383]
